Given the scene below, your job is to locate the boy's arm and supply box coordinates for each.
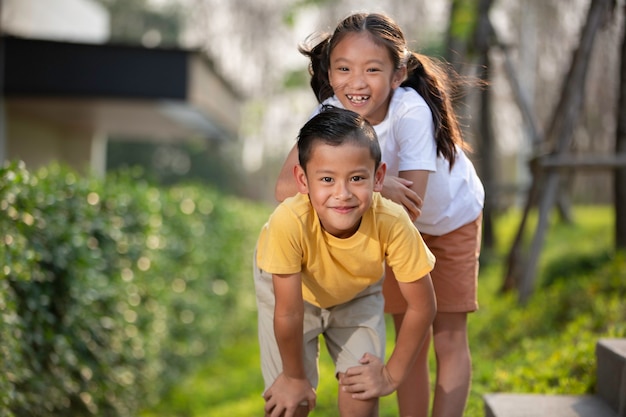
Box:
[385,273,436,384]
[273,272,306,379]
[340,273,436,399]
[263,272,316,416]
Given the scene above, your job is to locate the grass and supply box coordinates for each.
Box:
[141,206,625,416]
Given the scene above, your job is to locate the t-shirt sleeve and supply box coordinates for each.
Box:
[394,104,437,173]
[384,211,435,282]
[256,204,303,274]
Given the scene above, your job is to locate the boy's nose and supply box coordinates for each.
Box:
[334,182,352,199]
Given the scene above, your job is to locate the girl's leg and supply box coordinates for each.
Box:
[423,216,480,417]
[431,312,471,417]
[337,373,379,417]
[393,313,431,417]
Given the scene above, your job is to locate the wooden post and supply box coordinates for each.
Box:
[517,0,616,303]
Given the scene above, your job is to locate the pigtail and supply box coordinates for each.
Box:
[299,34,334,103]
[403,53,468,169]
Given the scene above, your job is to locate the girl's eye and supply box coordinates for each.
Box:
[321,177,333,183]
[366,68,381,73]
[337,67,349,72]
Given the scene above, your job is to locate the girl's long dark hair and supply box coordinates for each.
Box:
[299,12,469,168]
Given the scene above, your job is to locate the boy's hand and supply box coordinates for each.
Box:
[263,373,316,417]
[339,353,397,400]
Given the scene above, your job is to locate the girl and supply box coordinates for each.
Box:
[275,12,484,417]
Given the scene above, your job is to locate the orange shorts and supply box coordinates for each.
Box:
[383,213,482,314]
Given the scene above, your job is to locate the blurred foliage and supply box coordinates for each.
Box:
[283,68,312,90]
[94,0,184,47]
[448,0,478,40]
[282,0,334,27]
[106,139,252,198]
[0,161,272,416]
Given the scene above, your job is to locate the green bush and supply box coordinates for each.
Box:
[469,252,625,410]
[0,161,271,416]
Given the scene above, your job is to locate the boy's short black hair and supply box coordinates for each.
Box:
[297,106,381,170]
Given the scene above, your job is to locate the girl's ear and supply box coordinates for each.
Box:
[373,162,387,192]
[294,164,309,194]
[392,66,407,89]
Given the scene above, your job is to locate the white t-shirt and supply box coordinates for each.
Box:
[318,87,484,236]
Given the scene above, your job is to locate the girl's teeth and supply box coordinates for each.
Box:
[348,95,369,103]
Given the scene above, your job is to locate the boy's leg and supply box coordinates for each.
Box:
[337,380,379,417]
[324,281,386,417]
[287,404,312,417]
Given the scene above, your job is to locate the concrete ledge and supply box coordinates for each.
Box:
[596,338,626,417]
[484,393,616,417]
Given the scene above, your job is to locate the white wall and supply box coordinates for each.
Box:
[1,0,110,43]
[5,108,99,174]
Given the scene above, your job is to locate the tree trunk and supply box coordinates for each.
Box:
[616,3,626,250]
[473,0,496,251]
[502,158,541,292]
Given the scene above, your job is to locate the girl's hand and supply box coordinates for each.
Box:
[339,353,397,400]
[381,176,423,222]
[263,373,316,417]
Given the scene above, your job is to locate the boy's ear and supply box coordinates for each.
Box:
[373,162,386,192]
[294,164,309,194]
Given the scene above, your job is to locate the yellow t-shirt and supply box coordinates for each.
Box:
[256,192,435,309]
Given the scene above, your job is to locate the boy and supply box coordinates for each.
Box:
[254,107,436,417]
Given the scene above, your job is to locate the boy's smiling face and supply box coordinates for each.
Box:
[295,140,386,239]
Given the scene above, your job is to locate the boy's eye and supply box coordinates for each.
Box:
[350,176,365,182]
[321,177,333,183]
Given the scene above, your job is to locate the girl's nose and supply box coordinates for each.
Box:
[349,72,367,89]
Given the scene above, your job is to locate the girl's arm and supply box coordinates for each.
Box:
[263,272,316,416]
[275,145,300,202]
[381,170,429,222]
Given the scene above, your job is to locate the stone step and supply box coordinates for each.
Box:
[484,338,626,417]
[484,393,617,417]
[596,338,626,416]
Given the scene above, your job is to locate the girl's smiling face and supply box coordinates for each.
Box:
[328,32,406,126]
[295,141,386,239]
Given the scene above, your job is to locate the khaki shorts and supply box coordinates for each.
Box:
[254,260,386,392]
[383,213,482,314]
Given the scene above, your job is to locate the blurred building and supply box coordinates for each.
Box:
[0,0,241,175]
